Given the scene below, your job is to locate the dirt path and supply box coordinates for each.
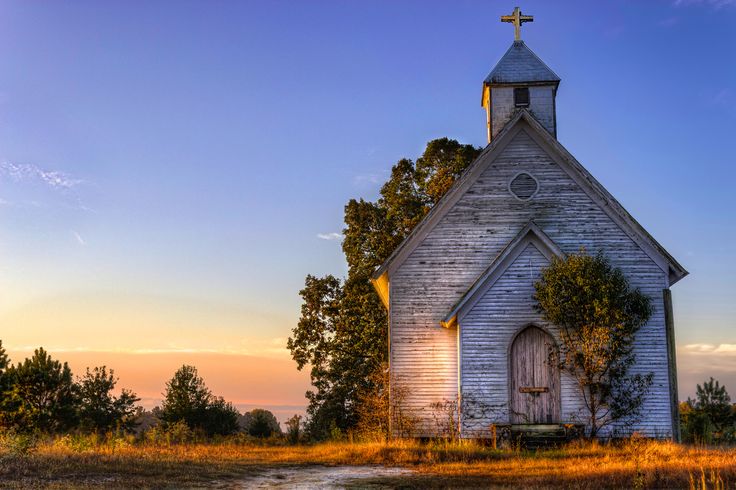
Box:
[236,465,414,489]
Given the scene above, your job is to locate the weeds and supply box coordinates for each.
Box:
[0,435,734,488]
[0,430,38,456]
[689,467,725,490]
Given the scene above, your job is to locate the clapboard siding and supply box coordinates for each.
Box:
[390,128,672,438]
[460,243,584,435]
[491,86,556,139]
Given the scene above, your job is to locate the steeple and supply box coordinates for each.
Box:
[482,8,560,143]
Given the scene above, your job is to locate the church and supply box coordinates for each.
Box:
[371,8,687,440]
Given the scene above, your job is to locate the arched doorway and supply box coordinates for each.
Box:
[509,326,560,424]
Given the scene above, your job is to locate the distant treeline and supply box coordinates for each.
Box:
[1,339,734,445]
[0,340,301,441]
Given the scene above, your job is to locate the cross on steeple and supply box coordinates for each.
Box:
[501,7,533,41]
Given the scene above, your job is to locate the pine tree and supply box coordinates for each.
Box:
[1,348,77,433]
[77,366,140,433]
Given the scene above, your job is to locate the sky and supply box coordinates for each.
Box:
[0,0,735,421]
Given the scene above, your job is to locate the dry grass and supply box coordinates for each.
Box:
[1,436,735,488]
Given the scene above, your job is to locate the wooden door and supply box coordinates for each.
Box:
[510,326,560,424]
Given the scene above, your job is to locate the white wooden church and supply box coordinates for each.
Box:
[371,9,687,440]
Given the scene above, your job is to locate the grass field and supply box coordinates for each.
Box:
[1,436,735,488]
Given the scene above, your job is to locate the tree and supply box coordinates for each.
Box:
[285,414,302,443]
[0,340,8,375]
[203,397,240,436]
[681,378,735,443]
[77,366,140,433]
[0,340,9,394]
[533,251,653,437]
[160,364,238,436]
[694,378,733,429]
[288,138,481,439]
[0,348,77,433]
[159,365,240,436]
[0,341,10,427]
[160,365,211,430]
[240,408,281,438]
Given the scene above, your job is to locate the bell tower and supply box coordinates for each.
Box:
[482,7,560,143]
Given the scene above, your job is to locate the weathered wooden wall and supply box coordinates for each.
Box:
[460,243,583,435]
[491,86,556,139]
[390,124,672,438]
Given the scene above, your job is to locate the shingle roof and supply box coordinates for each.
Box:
[484,40,560,85]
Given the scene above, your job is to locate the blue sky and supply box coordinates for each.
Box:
[0,0,735,411]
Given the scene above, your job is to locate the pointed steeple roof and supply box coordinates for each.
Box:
[484,40,560,85]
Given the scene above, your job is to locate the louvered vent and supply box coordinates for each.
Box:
[509,172,538,201]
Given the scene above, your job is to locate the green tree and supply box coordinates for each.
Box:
[0,348,77,433]
[203,396,240,436]
[77,366,140,433]
[0,340,8,374]
[159,365,239,436]
[0,340,9,393]
[415,137,484,205]
[533,251,653,437]
[240,408,281,438]
[681,378,735,443]
[0,341,10,426]
[288,138,480,439]
[285,414,302,443]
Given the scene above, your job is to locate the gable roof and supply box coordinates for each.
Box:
[370,109,688,309]
[484,41,560,86]
[441,221,562,329]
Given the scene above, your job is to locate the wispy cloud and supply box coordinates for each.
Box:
[317,232,342,241]
[6,341,291,358]
[72,231,86,246]
[0,161,83,189]
[683,343,736,354]
[673,0,736,9]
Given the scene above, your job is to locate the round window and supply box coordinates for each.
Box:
[509,172,538,201]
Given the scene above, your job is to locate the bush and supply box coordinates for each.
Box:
[145,420,195,445]
[0,430,38,456]
[54,433,98,453]
[240,409,281,438]
[285,414,302,444]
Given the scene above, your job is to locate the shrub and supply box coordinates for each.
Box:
[285,414,302,444]
[534,251,653,437]
[0,430,38,456]
[240,409,281,438]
